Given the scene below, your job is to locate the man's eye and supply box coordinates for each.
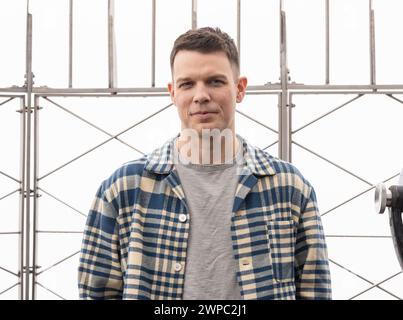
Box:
[179,82,192,88]
[210,79,224,86]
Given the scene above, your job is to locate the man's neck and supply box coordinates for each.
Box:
[176,130,239,165]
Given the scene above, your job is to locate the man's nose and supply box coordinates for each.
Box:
[193,84,210,104]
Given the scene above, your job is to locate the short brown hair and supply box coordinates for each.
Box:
[170,27,240,76]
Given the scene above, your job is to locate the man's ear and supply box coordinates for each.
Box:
[236,76,248,103]
[168,82,175,104]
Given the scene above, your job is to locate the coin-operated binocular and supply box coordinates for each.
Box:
[375,169,403,270]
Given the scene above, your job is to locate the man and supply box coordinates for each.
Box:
[78,27,331,300]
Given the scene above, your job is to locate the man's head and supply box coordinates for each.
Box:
[170,27,240,78]
[168,27,247,136]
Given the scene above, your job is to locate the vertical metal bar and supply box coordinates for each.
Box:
[279,0,291,162]
[326,0,330,84]
[68,0,73,88]
[31,95,39,300]
[151,0,156,87]
[108,0,117,89]
[192,0,197,29]
[18,97,26,300]
[237,0,241,65]
[25,9,33,300]
[369,0,376,86]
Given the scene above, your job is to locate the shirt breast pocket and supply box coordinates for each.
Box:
[266,219,295,283]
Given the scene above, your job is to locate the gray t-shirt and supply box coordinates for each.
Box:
[174,138,243,300]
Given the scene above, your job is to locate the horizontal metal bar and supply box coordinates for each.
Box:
[322,172,400,217]
[235,109,278,134]
[35,282,66,300]
[36,93,171,98]
[292,141,373,186]
[349,271,402,300]
[0,95,24,98]
[292,94,364,134]
[0,188,21,201]
[4,84,403,95]
[0,282,19,296]
[0,171,21,184]
[37,187,87,218]
[38,103,172,180]
[0,265,19,277]
[291,91,403,95]
[36,230,83,234]
[36,250,80,276]
[0,88,27,93]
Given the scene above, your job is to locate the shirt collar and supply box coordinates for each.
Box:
[144,133,277,176]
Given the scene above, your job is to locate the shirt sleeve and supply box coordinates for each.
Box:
[78,181,123,299]
[294,186,332,300]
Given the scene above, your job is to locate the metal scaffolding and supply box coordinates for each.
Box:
[0,0,402,300]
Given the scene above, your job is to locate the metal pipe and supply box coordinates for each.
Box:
[279,4,291,162]
[293,141,373,186]
[24,11,33,301]
[369,0,376,86]
[43,97,144,154]
[0,97,16,107]
[18,96,26,300]
[37,187,86,217]
[236,109,278,134]
[6,83,403,94]
[349,271,402,300]
[0,283,20,297]
[329,258,402,300]
[151,0,156,87]
[31,95,39,300]
[292,94,364,134]
[36,231,83,234]
[322,172,400,218]
[36,250,80,276]
[237,0,241,62]
[108,0,117,90]
[262,140,278,151]
[69,0,73,88]
[326,0,329,84]
[38,103,173,181]
[0,188,21,201]
[0,170,20,183]
[192,0,197,29]
[35,282,66,300]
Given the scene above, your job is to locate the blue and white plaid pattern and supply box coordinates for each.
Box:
[78,134,332,300]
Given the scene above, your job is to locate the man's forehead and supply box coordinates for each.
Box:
[172,50,238,80]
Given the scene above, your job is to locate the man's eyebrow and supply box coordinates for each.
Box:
[176,74,229,83]
[175,77,193,84]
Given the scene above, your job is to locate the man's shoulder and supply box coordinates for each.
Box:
[248,144,312,191]
[245,141,306,178]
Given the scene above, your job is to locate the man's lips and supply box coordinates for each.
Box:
[191,111,218,115]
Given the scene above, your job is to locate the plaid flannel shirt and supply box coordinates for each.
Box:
[78,134,331,300]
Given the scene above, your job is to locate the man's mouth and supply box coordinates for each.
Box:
[191,111,218,115]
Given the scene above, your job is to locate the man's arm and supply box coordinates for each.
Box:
[295,186,332,299]
[78,181,123,299]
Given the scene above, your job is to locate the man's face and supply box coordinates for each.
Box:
[168,50,247,135]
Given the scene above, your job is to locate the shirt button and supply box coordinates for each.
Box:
[174,263,182,272]
[179,214,187,223]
